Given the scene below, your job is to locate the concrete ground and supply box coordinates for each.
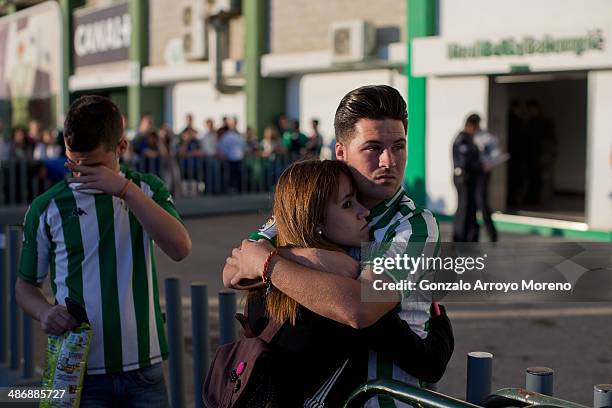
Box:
[12,212,612,407]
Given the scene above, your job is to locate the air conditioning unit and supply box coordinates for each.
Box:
[330,20,376,64]
[181,0,207,60]
[206,0,241,17]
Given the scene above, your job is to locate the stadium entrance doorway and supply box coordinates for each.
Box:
[488,72,587,222]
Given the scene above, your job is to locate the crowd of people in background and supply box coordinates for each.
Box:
[0,119,64,162]
[129,112,326,163]
[0,119,67,203]
[0,112,327,203]
[121,112,327,195]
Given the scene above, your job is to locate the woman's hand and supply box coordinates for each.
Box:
[226,240,276,287]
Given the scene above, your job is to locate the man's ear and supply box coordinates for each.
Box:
[117,137,128,156]
[335,142,346,162]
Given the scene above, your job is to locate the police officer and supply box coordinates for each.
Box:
[452,114,482,242]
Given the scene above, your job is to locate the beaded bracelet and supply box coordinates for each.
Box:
[118,179,131,200]
[262,250,278,295]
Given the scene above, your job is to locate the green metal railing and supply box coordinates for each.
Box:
[343,380,482,408]
[343,381,592,408]
[487,388,590,408]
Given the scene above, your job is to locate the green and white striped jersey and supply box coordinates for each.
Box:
[250,186,441,408]
[363,187,440,408]
[19,166,180,375]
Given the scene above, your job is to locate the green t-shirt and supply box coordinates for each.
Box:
[282,130,309,152]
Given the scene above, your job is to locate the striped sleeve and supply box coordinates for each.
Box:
[140,174,182,222]
[19,204,51,284]
[378,208,440,300]
[248,215,278,245]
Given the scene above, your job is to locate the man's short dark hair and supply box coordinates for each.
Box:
[465,113,481,127]
[334,85,407,144]
[64,95,124,152]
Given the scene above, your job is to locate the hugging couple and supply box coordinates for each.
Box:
[223,85,455,407]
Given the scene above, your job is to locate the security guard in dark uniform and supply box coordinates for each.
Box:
[452,114,482,242]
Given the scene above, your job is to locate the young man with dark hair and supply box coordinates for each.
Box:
[15,95,191,407]
[225,85,453,407]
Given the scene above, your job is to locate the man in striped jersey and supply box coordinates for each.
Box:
[16,96,192,407]
[225,85,453,407]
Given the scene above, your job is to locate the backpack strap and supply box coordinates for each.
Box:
[233,290,285,343]
[235,313,255,337]
[234,312,284,342]
[258,318,284,343]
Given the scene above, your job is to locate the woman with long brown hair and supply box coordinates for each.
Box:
[238,159,453,407]
[264,159,369,325]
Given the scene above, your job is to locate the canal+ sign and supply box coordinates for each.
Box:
[73,2,131,67]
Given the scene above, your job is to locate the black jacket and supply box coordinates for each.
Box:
[247,292,454,407]
[453,131,482,181]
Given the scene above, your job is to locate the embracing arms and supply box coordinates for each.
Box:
[223,240,398,328]
[222,242,454,381]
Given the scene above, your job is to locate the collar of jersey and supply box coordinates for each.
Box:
[366,186,405,222]
[120,164,133,179]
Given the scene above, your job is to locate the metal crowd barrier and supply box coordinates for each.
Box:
[164,277,236,408]
[120,154,297,196]
[0,155,300,207]
[0,159,47,206]
[0,224,36,387]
